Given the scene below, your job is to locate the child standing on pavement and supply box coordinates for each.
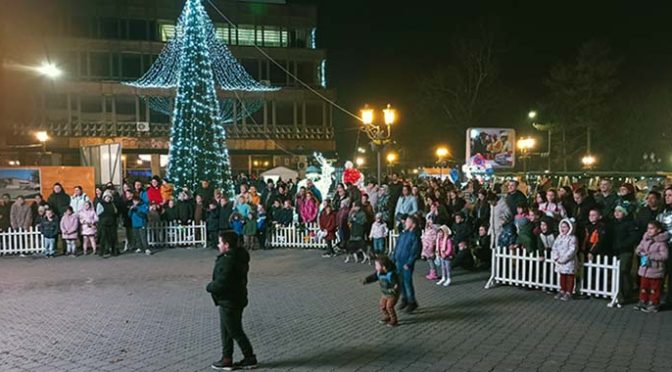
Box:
[242,212,258,250]
[421,214,439,281]
[79,201,98,255]
[551,218,578,301]
[436,225,453,286]
[369,212,389,255]
[362,255,400,327]
[60,206,79,257]
[634,221,669,313]
[40,208,59,257]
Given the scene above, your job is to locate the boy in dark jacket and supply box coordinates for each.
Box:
[452,212,474,270]
[363,255,400,327]
[612,205,640,302]
[583,208,610,260]
[206,231,257,370]
[218,197,233,232]
[276,200,294,227]
[393,216,421,313]
[206,201,220,249]
[40,208,59,257]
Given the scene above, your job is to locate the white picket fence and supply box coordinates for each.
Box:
[146,222,206,248]
[267,222,335,249]
[485,246,621,308]
[0,227,45,256]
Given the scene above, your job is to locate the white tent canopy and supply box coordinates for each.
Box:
[260,166,298,183]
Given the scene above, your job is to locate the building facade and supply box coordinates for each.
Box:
[0,0,335,179]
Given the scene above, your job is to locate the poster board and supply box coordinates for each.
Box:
[80,143,122,186]
[0,168,41,199]
[39,166,96,200]
[465,128,516,170]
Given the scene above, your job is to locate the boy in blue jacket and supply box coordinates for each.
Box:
[128,196,150,255]
[393,215,421,313]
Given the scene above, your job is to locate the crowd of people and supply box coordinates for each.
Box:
[1,171,672,314]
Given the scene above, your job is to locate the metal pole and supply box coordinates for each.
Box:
[547,130,552,172]
[376,148,381,185]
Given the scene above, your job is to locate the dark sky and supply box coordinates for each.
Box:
[292,0,672,163]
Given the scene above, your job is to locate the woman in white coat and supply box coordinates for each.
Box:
[551,218,578,301]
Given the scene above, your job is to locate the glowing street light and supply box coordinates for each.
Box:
[517,137,536,173]
[35,62,63,79]
[360,103,397,184]
[355,157,365,167]
[582,154,596,169]
[386,152,397,164]
[528,110,537,119]
[435,146,450,179]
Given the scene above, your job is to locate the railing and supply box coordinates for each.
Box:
[267,222,337,249]
[388,231,399,256]
[146,222,207,248]
[0,227,45,256]
[485,246,621,308]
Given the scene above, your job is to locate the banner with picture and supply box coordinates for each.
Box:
[465,128,516,171]
[0,168,42,199]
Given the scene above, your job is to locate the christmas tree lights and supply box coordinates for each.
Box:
[124,0,278,193]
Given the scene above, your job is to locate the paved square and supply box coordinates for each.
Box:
[1,248,671,372]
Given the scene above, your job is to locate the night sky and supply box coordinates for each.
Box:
[293,0,672,164]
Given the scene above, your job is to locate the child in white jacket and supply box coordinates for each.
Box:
[369,213,389,255]
[551,218,578,301]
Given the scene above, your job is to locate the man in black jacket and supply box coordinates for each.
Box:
[207,231,257,370]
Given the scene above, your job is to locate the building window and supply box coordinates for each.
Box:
[121,53,142,78]
[305,102,323,126]
[100,17,119,39]
[159,21,176,42]
[262,26,285,47]
[237,24,256,46]
[275,101,294,126]
[71,16,92,38]
[89,52,111,77]
[240,59,259,79]
[297,61,314,85]
[128,19,147,40]
[81,96,102,113]
[115,96,136,117]
[269,60,286,85]
[215,23,230,43]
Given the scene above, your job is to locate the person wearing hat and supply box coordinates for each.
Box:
[147,176,164,206]
[207,231,258,370]
[617,183,637,219]
[96,190,118,257]
[612,203,639,302]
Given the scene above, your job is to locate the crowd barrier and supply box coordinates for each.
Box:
[267,222,336,249]
[485,246,621,308]
[0,227,45,256]
[146,222,207,248]
[0,222,207,256]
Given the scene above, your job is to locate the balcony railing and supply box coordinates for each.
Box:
[13,121,334,140]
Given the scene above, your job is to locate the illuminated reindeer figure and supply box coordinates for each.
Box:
[298,152,335,201]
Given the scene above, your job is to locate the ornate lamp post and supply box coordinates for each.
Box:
[517,137,536,174]
[435,146,449,179]
[360,104,396,184]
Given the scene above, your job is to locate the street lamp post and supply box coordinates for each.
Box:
[360,104,396,184]
[582,154,596,170]
[35,131,49,165]
[436,146,449,179]
[386,152,397,174]
[517,137,535,174]
[529,110,554,172]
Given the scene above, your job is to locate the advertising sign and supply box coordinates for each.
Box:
[466,128,516,171]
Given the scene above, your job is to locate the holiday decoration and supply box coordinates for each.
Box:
[298,152,335,202]
[124,0,279,193]
[342,160,364,187]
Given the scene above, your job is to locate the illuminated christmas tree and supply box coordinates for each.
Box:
[125,0,277,193]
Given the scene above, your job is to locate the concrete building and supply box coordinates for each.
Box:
[0,0,335,179]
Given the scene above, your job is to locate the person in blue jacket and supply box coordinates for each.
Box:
[128,195,150,255]
[393,215,421,313]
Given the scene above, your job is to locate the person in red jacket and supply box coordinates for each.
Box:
[146,176,164,206]
[319,202,338,257]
